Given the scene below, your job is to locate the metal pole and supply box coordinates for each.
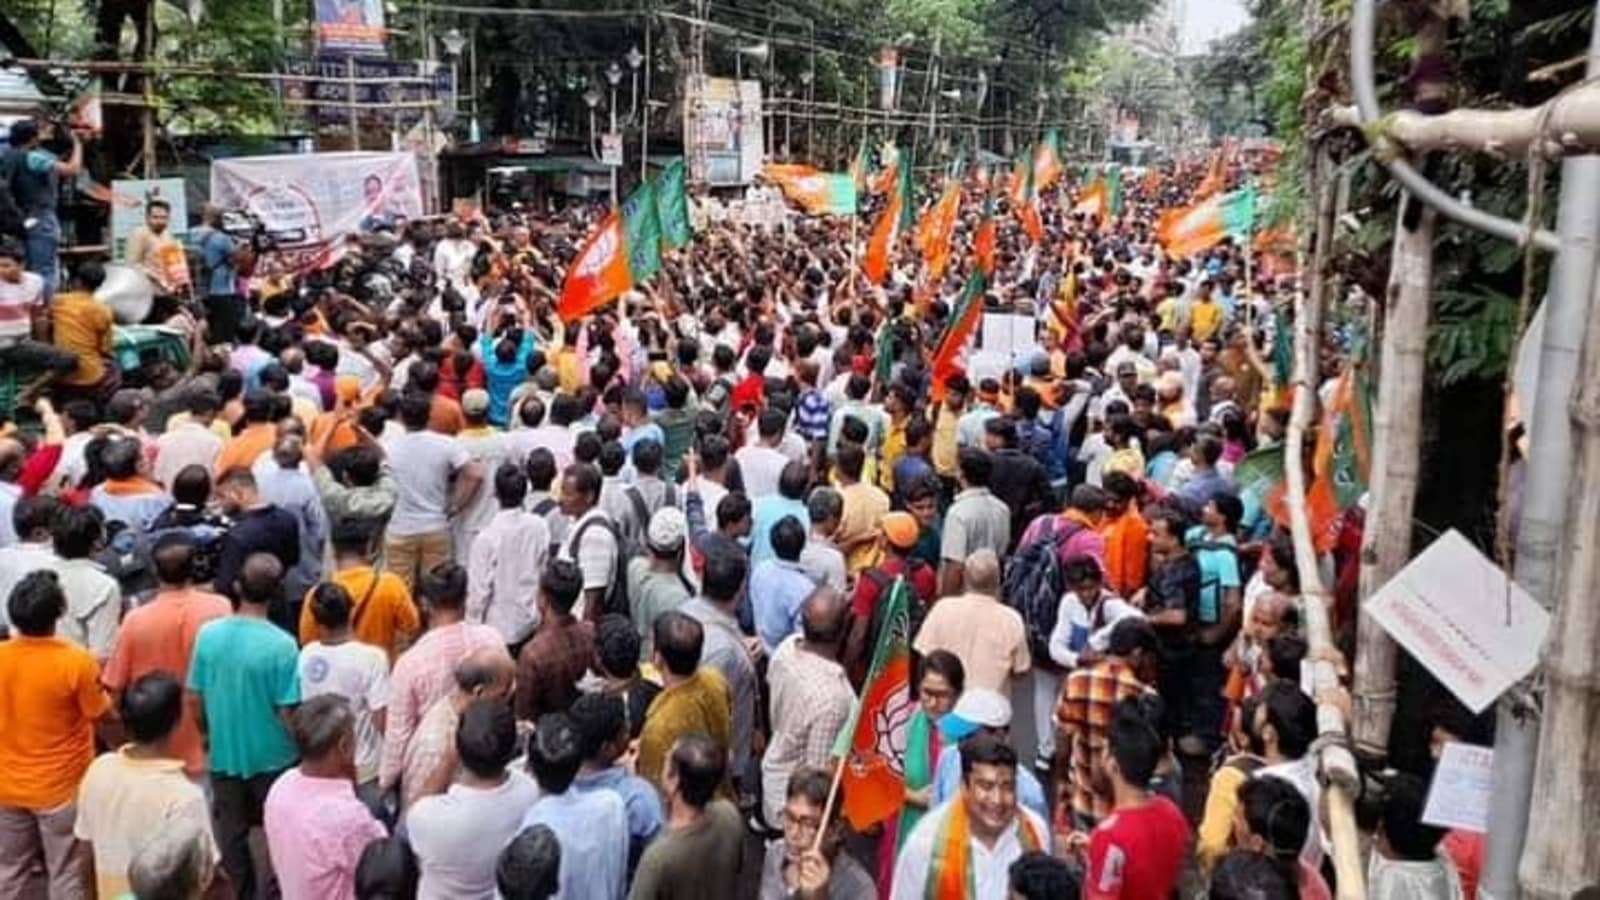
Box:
[609,86,619,208]
[640,17,651,183]
[141,8,156,179]
[347,57,360,150]
[1481,8,1600,895]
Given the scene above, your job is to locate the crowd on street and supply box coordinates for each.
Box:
[0,113,1489,900]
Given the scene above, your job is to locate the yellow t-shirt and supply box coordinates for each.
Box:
[1191,300,1223,342]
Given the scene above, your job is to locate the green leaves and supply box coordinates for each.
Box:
[1429,286,1521,386]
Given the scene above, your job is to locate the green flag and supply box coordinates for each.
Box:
[655,158,692,250]
[897,149,915,232]
[1106,165,1124,218]
[621,180,661,283]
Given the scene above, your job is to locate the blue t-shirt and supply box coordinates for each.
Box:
[187,615,301,777]
[479,331,535,426]
[1185,525,1241,624]
[195,227,238,298]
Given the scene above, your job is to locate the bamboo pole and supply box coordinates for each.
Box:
[1287,148,1366,900]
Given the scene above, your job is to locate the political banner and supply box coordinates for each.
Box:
[315,0,387,56]
[210,151,424,272]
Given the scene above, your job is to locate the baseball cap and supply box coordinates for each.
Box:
[881,512,919,550]
[646,506,687,555]
[940,688,1012,742]
[461,389,490,417]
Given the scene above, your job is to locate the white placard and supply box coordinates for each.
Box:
[1365,529,1550,713]
[1422,742,1493,833]
[601,133,624,167]
[980,313,1035,359]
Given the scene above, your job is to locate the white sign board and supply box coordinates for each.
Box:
[1422,742,1493,833]
[980,313,1036,361]
[210,151,424,272]
[1365,529,1550,713]
[601,133,624,167]
[685,76,764,186]
[109,178,189,260]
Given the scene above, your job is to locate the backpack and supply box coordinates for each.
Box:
[621,482,678,555]
[566,514,629,618]
[1002,516,1083,669]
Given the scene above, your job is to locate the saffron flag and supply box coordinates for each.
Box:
[974,194,997,278]
[864,150,914,284]
[558,158,695,321]
[1194,148,1226,199]
[921,181,962,280]
[848,140,871,192]
[1033,129,1063,191]
[655,158,693,249]
[1073,176,1108,219]
[929,273,987,401]
[1158,185,1257,259]
[763,164,858,216]
[869,144,899,195]
[557,212,633,321]
[1012,148,1041,243]
[834,576,917,830]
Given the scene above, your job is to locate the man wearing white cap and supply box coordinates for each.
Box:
[627,506,692,660]
[927,688,1050,823]
[890,731,1051,900]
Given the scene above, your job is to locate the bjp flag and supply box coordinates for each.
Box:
[557,213,632,322]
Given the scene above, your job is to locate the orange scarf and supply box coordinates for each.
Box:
[928,792,1044,899]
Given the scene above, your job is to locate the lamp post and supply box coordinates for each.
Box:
[782,84,793,159]
[627,40,648,182]
[936,87,960,159]
[583,84,614,207]
[799,68,813,159]
[605,62,623,205]
[974,69,988,154]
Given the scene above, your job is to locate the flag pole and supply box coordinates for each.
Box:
[814,737,853,852]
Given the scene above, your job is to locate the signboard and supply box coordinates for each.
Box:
[601,133,624,167]
[210,151,424,272]
[685,75,764,186]
[1365,529,1551,713]
[281,58,448,129]
[980,313,1036,360]
[109,178,189,260]
[315,0,387,56]
[1422,742,1493,833]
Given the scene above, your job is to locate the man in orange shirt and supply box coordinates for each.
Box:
[299,518,420,661]
[1099,471,1149,598]
[214,390,282,476]
[102,534,231,780]
[45,260,115,404]
[0,570,111,897]
[409,360,466,436]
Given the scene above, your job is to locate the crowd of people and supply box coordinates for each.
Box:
[0,115,1490,900]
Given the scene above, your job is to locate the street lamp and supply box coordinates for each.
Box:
[798,68,813,157]
[624,44,643,124]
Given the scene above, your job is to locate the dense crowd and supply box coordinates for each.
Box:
[0,114,1489,900]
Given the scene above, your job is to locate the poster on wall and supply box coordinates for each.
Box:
[315,0,387,56]
[108,178,189,260]
[210,152,423,272]
[684,75,764,186]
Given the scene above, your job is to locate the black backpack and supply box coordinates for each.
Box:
[565,514,628,618]
[1002,515,1082,668]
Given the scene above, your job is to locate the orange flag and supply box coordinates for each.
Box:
[863,190,903,285]
[1073,178,1108,219]
[921,182,962,280]
[974,217,996,277]
[1020,201,1043,244]
[557,212,632,322]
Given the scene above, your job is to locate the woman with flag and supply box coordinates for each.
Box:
[874,650,967,896]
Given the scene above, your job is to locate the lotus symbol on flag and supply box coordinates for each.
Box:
[577,227,619,278]
[868,682,915,777]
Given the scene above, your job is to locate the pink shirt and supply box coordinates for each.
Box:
[378,622,505,788]
[263,768,386,900]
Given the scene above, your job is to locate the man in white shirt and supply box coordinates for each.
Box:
[890,733,1051,900]
[0,495,60,628]
[384,393,485,589]
[556,463,618,621]
[451,390,512,560]
[298,582,390,786]
[406,699,540,900]
[47,504,122,660]
[153,390,225,490]
[735,408,791,499]
[466,464,551,652]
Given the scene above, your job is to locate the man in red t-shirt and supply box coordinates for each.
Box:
[1079,698,1191,899]
[842,512,936,685]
